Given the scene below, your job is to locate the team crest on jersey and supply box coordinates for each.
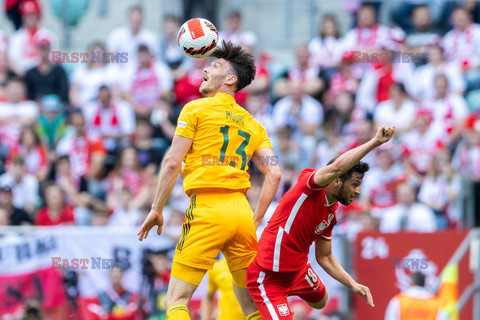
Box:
[277,303,290,316]
[314,214,335,235]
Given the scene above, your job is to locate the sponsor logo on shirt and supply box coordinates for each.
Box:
[177,121,187,128]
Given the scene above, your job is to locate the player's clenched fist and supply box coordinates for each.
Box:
[374,126,395,145]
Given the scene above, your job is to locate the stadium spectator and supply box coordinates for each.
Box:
[173,57,207,107]
[0,184,32,225]
[272,81,324,139]
[107,5,158,66]
[324,91,361,137]
[384,272,448,320]
[97,267,138,320]
[379,183,437,233]
[245,93,274,134]
[142,250,170,319]
[201,257,244,320]
[0,155,39,213]
[419,151,460,228]
[6,126,48,181]
[150,98,176,144]
[423,74,469,146]
[343,120,376,167]
[273,45,324,100]
[34,184,74,226]
[218,10,257,48]
[0,78,38,150]
[326,52,361,105]
[443,6,480,91]
[355,52,414,115]
[404,6,441,50]
[133,117,168,169]
[121,44,173,117]
[69,42,122,108]
[36,94,66,151]
[275,163,300,200]
[90,201,110,226]
[313,124,347,170]
[341,4,392,54]
[56,110,106,182]
[7,0,57,75]
[410,45,465,101]
[401,108,445,184]
[53,155,89,212]
[271,126,300,170]
[309,14,343,71]
[272,81,323,168]
[361,147,406,219]
[0,51,17,101]
[453,116,480,227]
[159,14,189,74]
[373,82,416,133]
[83,85,136,152]
[108,188,143,226]
[106,146,151,211]
[24,37,69,104]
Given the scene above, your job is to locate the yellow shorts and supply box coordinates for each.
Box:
[172,189,257,284]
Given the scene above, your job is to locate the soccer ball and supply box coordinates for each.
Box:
[178,18,218,58]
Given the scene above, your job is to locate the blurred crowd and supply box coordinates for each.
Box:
[2,0,480,319]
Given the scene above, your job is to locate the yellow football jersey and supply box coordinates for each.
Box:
[208,259,244,320]
[175,93,272,195]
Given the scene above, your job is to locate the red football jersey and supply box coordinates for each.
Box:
[256,168,338,272]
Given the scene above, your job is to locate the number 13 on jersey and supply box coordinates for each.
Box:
[219,125,251,171]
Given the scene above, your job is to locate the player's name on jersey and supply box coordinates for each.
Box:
[225,110,245,126]
[201,154,279,167]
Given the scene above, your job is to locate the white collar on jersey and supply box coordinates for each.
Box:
[325,193,336,207]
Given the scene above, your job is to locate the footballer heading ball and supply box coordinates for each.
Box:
[178,18,218,58]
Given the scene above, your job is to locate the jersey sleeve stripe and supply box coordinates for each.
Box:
[284,193,308,233]
[273,226,284,272]
[320,235,332,240]
[307,170,323,190]
[257,271,280,320]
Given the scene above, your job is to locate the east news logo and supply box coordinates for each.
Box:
[391,257,429,270]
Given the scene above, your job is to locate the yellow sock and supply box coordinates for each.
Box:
[246,311,261,320]
[167,304,190,320]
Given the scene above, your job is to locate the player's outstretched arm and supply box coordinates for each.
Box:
[315,238,374,307]
[313,126,395,187]
[252,148,282,228]
[138,135,192,241]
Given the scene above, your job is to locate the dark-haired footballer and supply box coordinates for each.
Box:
[138,41,281,320]
[247,126,396,319]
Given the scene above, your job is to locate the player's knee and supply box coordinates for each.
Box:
[307,291,328,309]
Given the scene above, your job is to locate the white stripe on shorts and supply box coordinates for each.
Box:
[257,271,279,320]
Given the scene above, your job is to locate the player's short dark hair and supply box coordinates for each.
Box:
[211,40,256,92]
[327,157,370,182]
